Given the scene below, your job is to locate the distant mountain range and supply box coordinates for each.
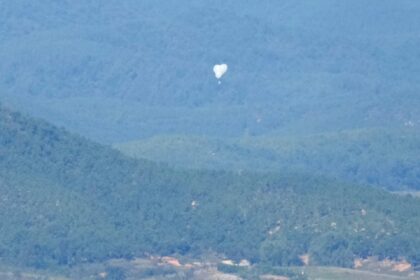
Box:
[116,128,420,190]
[1,0,419,142]
[1,1,418,193]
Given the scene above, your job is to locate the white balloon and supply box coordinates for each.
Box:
[213,64,228,79]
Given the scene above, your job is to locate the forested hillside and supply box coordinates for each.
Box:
[1,0,419,142]
[1,1,418,194]
[1,105,419,271]
[0,2,419,279]
[116,128,420,190]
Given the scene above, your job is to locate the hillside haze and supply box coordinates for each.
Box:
[1,0,419,142]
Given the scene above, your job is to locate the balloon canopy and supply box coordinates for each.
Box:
[213,64,228,79]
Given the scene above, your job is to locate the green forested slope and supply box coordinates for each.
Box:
[1,1,420,143]
[116,128,420,190]
[1,106,420,270]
